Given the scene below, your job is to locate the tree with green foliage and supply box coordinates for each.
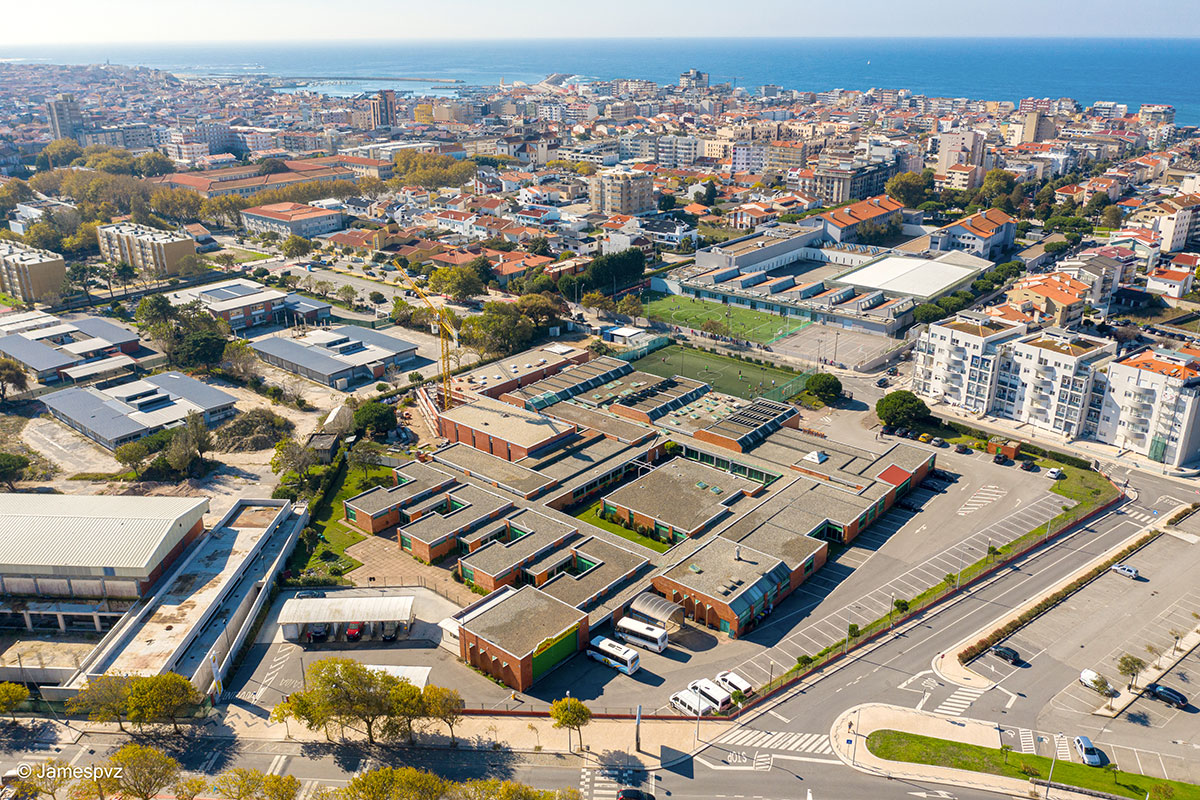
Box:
[885,171,927,208]
[108,744,180,800]
[616,294,643,318]
[875,390,930,427]
[422,684,464,743]
[912,303,947,324]
[0,453,29,491]
[347,439,384,480]
[273,658,413,745]
[657,194,677,211]
[175,330,227,370]
[262,775,300,800]
[1117,654,1147,689]
[368,290,386,306]
[211,768,265,800]
[280,235,313,260]
[354,402,397,437]
[701,180,718,206]
[134,151,174,178]
[459,302,535,355]
[550,697,592,751]
[0,681,28,720]
[428,264,485,302]
[1100,205,1123,229]
[114,440,149,478]
[126,672,202,733]
[806,373,843,404]
[516,292,562,326]
[0,358,27,404]
[66,673,134,731]
[270,437,316,481]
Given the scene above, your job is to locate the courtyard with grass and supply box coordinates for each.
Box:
[287,461,398,577]
[573,499,671,554]
[210,247,272,265]
[641,291,809,344]
[631,344,808,400]
[867,730,1200,800]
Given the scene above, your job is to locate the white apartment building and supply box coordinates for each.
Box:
[731,143,767,174]
[1092,348,1200,467]
[912,313,1028,414]
[991,329,1116,438]
[656,135,700,168]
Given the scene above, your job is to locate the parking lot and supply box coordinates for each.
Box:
[225,586,514,710]
[526,439,1062,714]
[979,532,1200,779]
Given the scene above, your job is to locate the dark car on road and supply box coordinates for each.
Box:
[993,453,1008,464]
[616,791,654,800]
[881,425,895,435]
[1145,683,1188,708]
[991,645,1020,664]
[954,443,972,454]
[875,377,889,387]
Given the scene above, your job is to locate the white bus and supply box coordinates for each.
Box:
[615,618,669,653]
[587,636,640,675]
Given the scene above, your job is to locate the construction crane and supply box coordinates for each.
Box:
[394,259,456,411]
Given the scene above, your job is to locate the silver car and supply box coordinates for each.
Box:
[1074,736,1102,767]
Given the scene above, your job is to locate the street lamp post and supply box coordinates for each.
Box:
[1045,733,1063,800]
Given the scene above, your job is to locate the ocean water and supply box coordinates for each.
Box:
[4,38,1200,122]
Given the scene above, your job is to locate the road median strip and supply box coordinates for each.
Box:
[866,729,1200,800]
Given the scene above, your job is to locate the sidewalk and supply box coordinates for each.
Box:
[831,703,1099,800]
[935,511,1177,689]
[60,703,731,771]
[932,404,1200,486]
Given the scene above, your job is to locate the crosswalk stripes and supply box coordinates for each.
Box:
[266,755,289,776]
[957,485,1007,516]
[1125,510,1156,523]
[933,686,985,716]
[1019,728,1036,754]
[196,746,227,773]
[713,729,834,754]
[580,767,627,800]
[1055,734,1071,762]
[295,782,321,800]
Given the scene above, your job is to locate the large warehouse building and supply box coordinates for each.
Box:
[0,494,209,599]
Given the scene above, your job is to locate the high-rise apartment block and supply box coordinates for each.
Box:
[587,168,654,215]
[46,93,83,141]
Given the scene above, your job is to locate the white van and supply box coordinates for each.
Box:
[1080,668,1111,695]
[693,678,732,713]
[670,689,716,717]
[715,670,755,699]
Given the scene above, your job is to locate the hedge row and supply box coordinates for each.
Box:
[958,531,1159,664]
[1167,503,1200,526]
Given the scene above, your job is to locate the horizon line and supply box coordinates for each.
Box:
[5,34,1200,47]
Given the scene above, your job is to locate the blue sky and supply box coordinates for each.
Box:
[3,0,1198,45]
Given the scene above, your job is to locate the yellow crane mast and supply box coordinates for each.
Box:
[395,260,456,410]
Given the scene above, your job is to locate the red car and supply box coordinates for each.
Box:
[345,622,365,641]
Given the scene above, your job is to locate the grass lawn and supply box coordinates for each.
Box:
[288,463,396,575]
[698,223,740,242]
[867,730,1200,800]
[574,499,671,554]
[210,247,271,264]
[631,344,804,400]
[641,291,808,344]
[1112,301,1187,326]
[1045,461,1119,506]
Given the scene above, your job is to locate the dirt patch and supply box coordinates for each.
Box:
[21,415,119,475]
[0,404,58,481]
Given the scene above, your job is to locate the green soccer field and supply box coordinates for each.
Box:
[641,292,808,344]
[631,345,802,400]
